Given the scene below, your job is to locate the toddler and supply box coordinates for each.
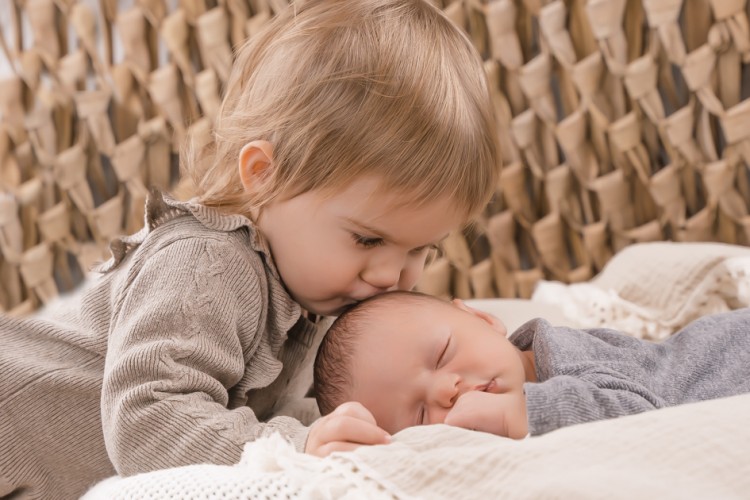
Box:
[0,1,499,498]
[314,291,750,438]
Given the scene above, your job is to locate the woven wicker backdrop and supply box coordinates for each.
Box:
[1,0,750,314]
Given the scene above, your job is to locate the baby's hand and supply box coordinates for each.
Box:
[305,401,391,457]
[444,390,528,439]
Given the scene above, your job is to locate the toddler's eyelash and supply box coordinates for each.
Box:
[352,233,385,248]
[351,234,441,254]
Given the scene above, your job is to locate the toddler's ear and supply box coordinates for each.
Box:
[239,140,275,193]
[452,299,507,335]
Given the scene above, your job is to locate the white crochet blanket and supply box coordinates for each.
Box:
[85,393,750,499]
[532,242,750,339]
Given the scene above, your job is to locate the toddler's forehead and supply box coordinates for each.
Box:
[319,175,465,213]
[323,180,427,209]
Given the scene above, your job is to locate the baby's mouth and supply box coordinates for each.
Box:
[482,379,497,393]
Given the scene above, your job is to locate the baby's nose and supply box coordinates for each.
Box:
[429,373,460,408]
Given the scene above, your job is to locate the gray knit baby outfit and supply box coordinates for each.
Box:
[511,309,750,435]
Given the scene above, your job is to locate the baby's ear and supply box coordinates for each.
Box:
[452,299,507,335]
[238,140,275,194]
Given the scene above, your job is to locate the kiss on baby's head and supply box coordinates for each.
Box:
[183,0,501,318]
[314,291,535,437]
[314,288,750,445]
[0,1,506,496]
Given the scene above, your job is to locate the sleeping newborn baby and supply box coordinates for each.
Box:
[313,291,750,438]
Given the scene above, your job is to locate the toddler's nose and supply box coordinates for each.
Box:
[361,259,403,291]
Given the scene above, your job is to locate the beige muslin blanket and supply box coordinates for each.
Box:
[85,393,750,499]
[533,241,750,339]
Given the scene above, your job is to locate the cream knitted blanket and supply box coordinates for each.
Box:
[532,242,750,339]
[84,393,750,500]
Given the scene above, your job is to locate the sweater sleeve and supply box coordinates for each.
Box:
[101,237,309,476]
[524,374,665,436]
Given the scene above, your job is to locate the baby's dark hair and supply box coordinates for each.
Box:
[314,290,445,415]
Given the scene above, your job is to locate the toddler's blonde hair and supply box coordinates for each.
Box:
[184,0,499,220]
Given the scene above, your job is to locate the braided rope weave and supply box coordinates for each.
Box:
[1,0,749,313]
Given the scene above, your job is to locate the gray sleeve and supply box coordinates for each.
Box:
[102,238,309,476]
[524,375,666,436]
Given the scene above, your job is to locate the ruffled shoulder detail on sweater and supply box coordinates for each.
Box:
[95,190,274,275]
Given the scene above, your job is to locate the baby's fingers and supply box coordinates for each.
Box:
[320,414,390,446]
[313,441,366,457]
[306,411,391,457]
[332,401,378,425]
[443,404,476,430]
[444,390,493,430]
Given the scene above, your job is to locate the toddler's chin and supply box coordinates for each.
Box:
[299,299,348,318]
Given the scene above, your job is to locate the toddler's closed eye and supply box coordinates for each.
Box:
[352,233,385,248]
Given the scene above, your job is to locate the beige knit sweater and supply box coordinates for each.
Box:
[0,192,327,500]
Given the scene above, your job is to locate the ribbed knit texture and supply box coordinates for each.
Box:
[0,192,327,499]
[510,309,750,435]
